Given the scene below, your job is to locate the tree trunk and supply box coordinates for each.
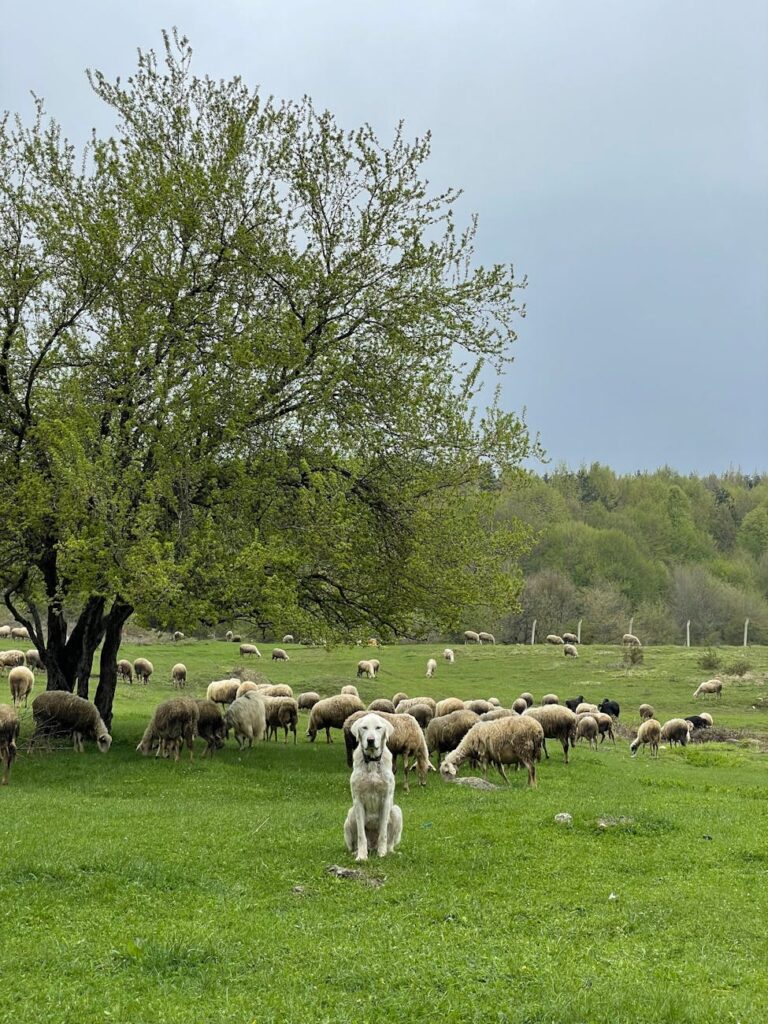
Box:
[43,596,106,693]
[95,596,134,730]
[74,599,108,698]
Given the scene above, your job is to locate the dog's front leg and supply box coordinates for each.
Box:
[377,795,393,857]
[354,801,369,861]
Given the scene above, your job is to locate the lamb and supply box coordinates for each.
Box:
[598,699,620,718]
[562,632,578,644]
[193,699,227,756]
[395,702,434,729]
[622,633,642,646]
[443,648,455,663]
[426,658,437,678]
[546,634,564,645]
[137,698,200,762]
[463,630,481,644]
[343,709,431,793]
[171,663,187,689]
[0,704,20,784]
[239,644,262,658]
[307,694,366,743]
[298,691,322,710]
[592,711,616,744]
[368,698,396,713]
[271,648,290,662]
[464,699,494,715]
[440,716,544,787]
[693,679,722,698]
[25,649,44,671]
[262,695,299,744]
[117,659,133,684]
[630,719,661,757]
[512,698,528,714]
[660,718,690,747]
[576,714,598,749]
[342,685,361,698]
[638,703,655,720]
[31,692,112,753]
[206,678,241,705]
[425,709,480,766]
[541,694,560,705]
[477,632,495,644]
[575,702,598,715]
[357,660,376,679]
[435,697,466,718]
[133,658,154,685]
[9,666,34,707]
[522,705,578,764]
[563,643,578,657]
[0,650,25,669]
[224,691,267,750]
[564,695,585,712]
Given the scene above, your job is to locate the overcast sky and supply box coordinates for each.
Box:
[2,0,766,475]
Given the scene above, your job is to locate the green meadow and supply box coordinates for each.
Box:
[1,639,767,1024]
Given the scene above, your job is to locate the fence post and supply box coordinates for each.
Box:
[686,620,690,648]
[530,619,537,645]
[744,618,750,648]
[577,619,582,644]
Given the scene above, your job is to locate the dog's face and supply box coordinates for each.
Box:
[351,713,393,758]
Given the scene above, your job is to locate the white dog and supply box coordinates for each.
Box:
[344,713,403,861]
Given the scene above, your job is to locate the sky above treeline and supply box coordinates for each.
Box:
[2,1,766,476]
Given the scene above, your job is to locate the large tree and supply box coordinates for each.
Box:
[0,32,535,724]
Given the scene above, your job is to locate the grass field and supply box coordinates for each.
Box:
[2,639,767,1024]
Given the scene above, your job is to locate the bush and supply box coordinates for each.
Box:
[623,645,644,667]
[726,658,751,678]
[697,647,722,671]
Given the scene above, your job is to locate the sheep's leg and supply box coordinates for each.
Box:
[496,763,509,783]
[401,755,410,794]
[527,760,537,788]
[561,739,569,765]
[325,726,332,743]
[542,738,549,760]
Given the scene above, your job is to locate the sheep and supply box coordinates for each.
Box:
[173,631,185,641]
[133,658,154,685]
[31,692,112,753]
[546,634,564,645]
[0,704,20,784]
[260,684,294,698]
[464,699,494,715]
[395,701,434,729]
[622,633,642,647]
[117,659,133,684]
[11,626,29,640]
[426,658,437,678]
[487,697,501,707]
[282,634,294,643]
[224,691,267,750]
[562,632,578,644]
[576,714,598,749]
[693,679,722,699]
[0,625,10,638]
[541,694,560,705]
[630,719,661,757]
[598,698,620,718]
[343,709,431,793]
[519,692,534,707]
[9,666,34,707]
[575,702,598,715]
[262,695,299,744]
[298,691,322,711]
[0,650,25,670]
[638,703,655,720]
[592,711,616,744]
[366,637,381,648]
[563,643,578,658]
[137,698,200,762]
[512,698,528,714]
[478,632,495,644]
[193,699,227,757]
[435,697,466,718]
[660,718,691,748]
[523,705,578,764]
[392,692,409,707]
[271,648,289,662]
[25,649,44,671]
[236,681,260,698]
[479,708,517,722]
[443,648,455,663]
[356,660,375,679]
[206,678,241,705]
[463,630,481,644]
[396,696,437,715]
[368,659,380,676]
[425,709,480,766]
[685,714,711,731]
[225,630,234,641]
[440,717,544,787]
[171,663,187,689]
[699,712,713,727]
[239,643,262,658]
[307,694,366,743]
[368,697,396,713]
[342,684,361,698]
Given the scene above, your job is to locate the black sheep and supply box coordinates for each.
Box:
[564,695,585,712]
[685,715,710,730]
[598,699,620,718]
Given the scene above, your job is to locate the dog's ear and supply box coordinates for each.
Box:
[350,717,363,742]
[381,718,394,740]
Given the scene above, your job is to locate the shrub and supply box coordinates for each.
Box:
[726,658,751,678]
[623,645,644,667]
[697,647,722,671]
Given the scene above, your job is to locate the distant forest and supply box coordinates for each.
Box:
[478,466,768,646]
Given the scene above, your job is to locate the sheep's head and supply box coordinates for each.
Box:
[440,759,457,779]
[98,734,112,753]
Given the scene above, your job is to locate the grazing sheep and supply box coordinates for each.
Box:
[519,692,534,708]
[440,717,544,787]
[592,711,616,744]
[9,666,34,707]
[699,712,713,727]
[693,679,722,698]
[25,649,44,671]
[630,719,661,757]
[206,678,241,705]
[425,709,480,766]
[262,695,299,744]
[239,643,262,658]
[487,697,501,707]
[463,630,481,644]
[0,704,20,784]
[541,694,560,705]
[576,714,598,749]
[357,660,376,679]
[685,714,711,731]
[638,703,655,720]
[598,699,620,718]
[117,659,133,684]
[546,634,564,645]
[562,632,578,644]
[298,691,322,710]
[0,626,10,638]
[478,632,495,644]
[173,631,185,641]
[392,692,408,707]
[368,698,396,714]
[435,697,466,718]
[224,692,267,750]
[564,695,585,712]
[575,702,599,716]
[307,694,366,743]
[478,708,517,722]
[11,626,29,640]
[622,633,642,647]
[271,648,289,662]
[193,699,226,757]
[0,650,25,670]
[443,648,455,663]
[464,699,494,715]
[395,701,434,729]
[426,658,437,678]
[512,698,528,714]
[31,692,112,753]
[259,684,294,698]
[171,663,187,689]
[661,718,691,747]
[282,634,294,643]
[343,709,430,793]
[563,643,578,658]
[137,698,199,762]
[133,658,154,685]
[225,630,234,641]
[236,681,260,698]
[367,637,381,648]
[523,705,578,764]
[368,659,380,676]
[342,684,361,698]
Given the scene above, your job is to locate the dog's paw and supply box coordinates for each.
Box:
[355,851,368,862]
[376,844,388,858]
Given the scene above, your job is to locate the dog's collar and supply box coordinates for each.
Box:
[363,751,383,762]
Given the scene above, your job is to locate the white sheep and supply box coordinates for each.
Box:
[342,684,361,697]
[463,630,481,644]
[137,698,199,761]
[693,679,722,699]
[368,659,380,676]
[368,698,396,713]
[622,633,642,647]
[297,691,321,710]
[440,717,544,786]
[31,692,112,753]
[576,714,598,749]
[206,678,241,705]
[11,626,29,640]
[9,666,34,707]
[117,659,133,684]
[0,704,20,784]
[435,697,465,718]
[425,709,480,766]
[25,649,44,671]
[630,719,661,757]
[224,691,267,749]
[443,648,455,663]
[477,632,495,644]
[356,660,375,679]
[133,658,154,685]
[426,658,437,678]
[563,643,578,657]
[171,663,187,689]
[638,703,655,720]
[307,694,366,743]
[546,634,564,645]
[541,694,560,705]
[562,632,578,644]
[172,631,185,641]
[239,643,262,658]
[0,626,10,638]
[282,634,295,643]
[523,705,578,764]
[660,718,690,747]
[262,695,299,744]
[0,650,25,670]
[271,648,290,662]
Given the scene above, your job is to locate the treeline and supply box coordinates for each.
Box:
[473,465,768,646]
